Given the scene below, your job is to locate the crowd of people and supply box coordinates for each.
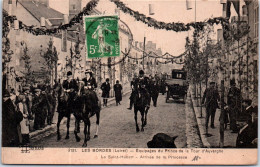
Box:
[202,79,258,147]
[2,82,57,147]
[2,68,167,147]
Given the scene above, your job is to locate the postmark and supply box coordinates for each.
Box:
[84,15,120,58]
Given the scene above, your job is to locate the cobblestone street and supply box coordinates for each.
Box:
[31,94,188,148]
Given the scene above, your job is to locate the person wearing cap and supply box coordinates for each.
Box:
[32,88,42,130]
[101,78,111,107]
[62,71,78,113]
[2,89,23,147]
[23,87,33,120]
[227,79,241,133]
[202,82,220,134]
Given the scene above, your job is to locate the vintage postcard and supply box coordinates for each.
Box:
[1,0,258,165]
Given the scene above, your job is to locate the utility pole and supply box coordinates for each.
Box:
[143,36,146,70]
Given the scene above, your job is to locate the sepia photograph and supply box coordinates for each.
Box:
[1,0,258,165]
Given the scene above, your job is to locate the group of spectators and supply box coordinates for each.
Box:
[202,79,258,135]
[2,84,57,147]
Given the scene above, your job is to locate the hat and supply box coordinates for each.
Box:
[34,89,41,92]
[85,69,92,74]
[139,70,144,75]
[230,79,236,86]
[23,87,30,91]
[3,89,10,97]
[67,71,72,76]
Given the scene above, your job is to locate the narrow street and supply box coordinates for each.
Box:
[31,94,187,148]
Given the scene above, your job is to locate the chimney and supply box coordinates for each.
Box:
[135,41,138,47]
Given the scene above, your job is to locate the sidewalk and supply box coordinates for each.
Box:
[30,90,131,140]
[189,85,238,148]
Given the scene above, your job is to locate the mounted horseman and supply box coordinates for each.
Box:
[132,70,151,132]
[56,71,78,140]
[73,69,101,147]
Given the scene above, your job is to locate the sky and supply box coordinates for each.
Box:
[91,0,242,56]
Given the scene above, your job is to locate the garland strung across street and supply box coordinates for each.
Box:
[3,0,99,36]
[110,0,229,32]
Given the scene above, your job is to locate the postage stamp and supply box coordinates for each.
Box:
[84,15,120,59]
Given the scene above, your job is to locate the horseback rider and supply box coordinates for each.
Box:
[127,73,138,110]
[130,70,151,109]
[81,69,99,116]
[62,71,79,113]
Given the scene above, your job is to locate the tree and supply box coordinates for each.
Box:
[20,41,34,84]
[65,38,83,78]
[41,39,59,85]
[2,11,14,90]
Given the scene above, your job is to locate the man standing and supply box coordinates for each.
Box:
[150,77,160,107]
[2,89,23,147]
[227,79,241,133]
[202,82,220,134]
[32,89,42,130]
[101,78,111,107]
[114,80,122,106]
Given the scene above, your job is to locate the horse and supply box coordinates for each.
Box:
[133,89,150,132]
[55,84,71,141]
[73,82,101,147]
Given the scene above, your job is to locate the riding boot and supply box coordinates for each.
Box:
[103,99,106,107]
[127,101,133,110]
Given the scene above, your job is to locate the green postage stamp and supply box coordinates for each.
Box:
[84,15,120,58]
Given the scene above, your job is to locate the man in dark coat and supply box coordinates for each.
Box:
[62,71,79,113]
[202,82,220,134]
[46,88,56,125]
[114,80,122,106]
[127,74,138,110]
[131,70,151,109]
[101,78,111,107]
[2,89,23,147]
[227,79,242,133]
[150,77,160,107]
[32,89,48,130]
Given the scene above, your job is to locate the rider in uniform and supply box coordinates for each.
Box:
[62,71,78,113]
[81,69,99,116]
[130,70,151,109]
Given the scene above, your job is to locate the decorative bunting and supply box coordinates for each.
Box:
[3,0,99,36]
[110,0,229,32]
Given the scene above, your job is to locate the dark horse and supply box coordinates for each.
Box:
[73,82,101,147]
[133,90,150,132]
[55,84,71,140]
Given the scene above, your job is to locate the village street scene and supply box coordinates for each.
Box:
[2,0,258,149]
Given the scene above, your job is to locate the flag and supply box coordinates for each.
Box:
[226,0,240,18]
